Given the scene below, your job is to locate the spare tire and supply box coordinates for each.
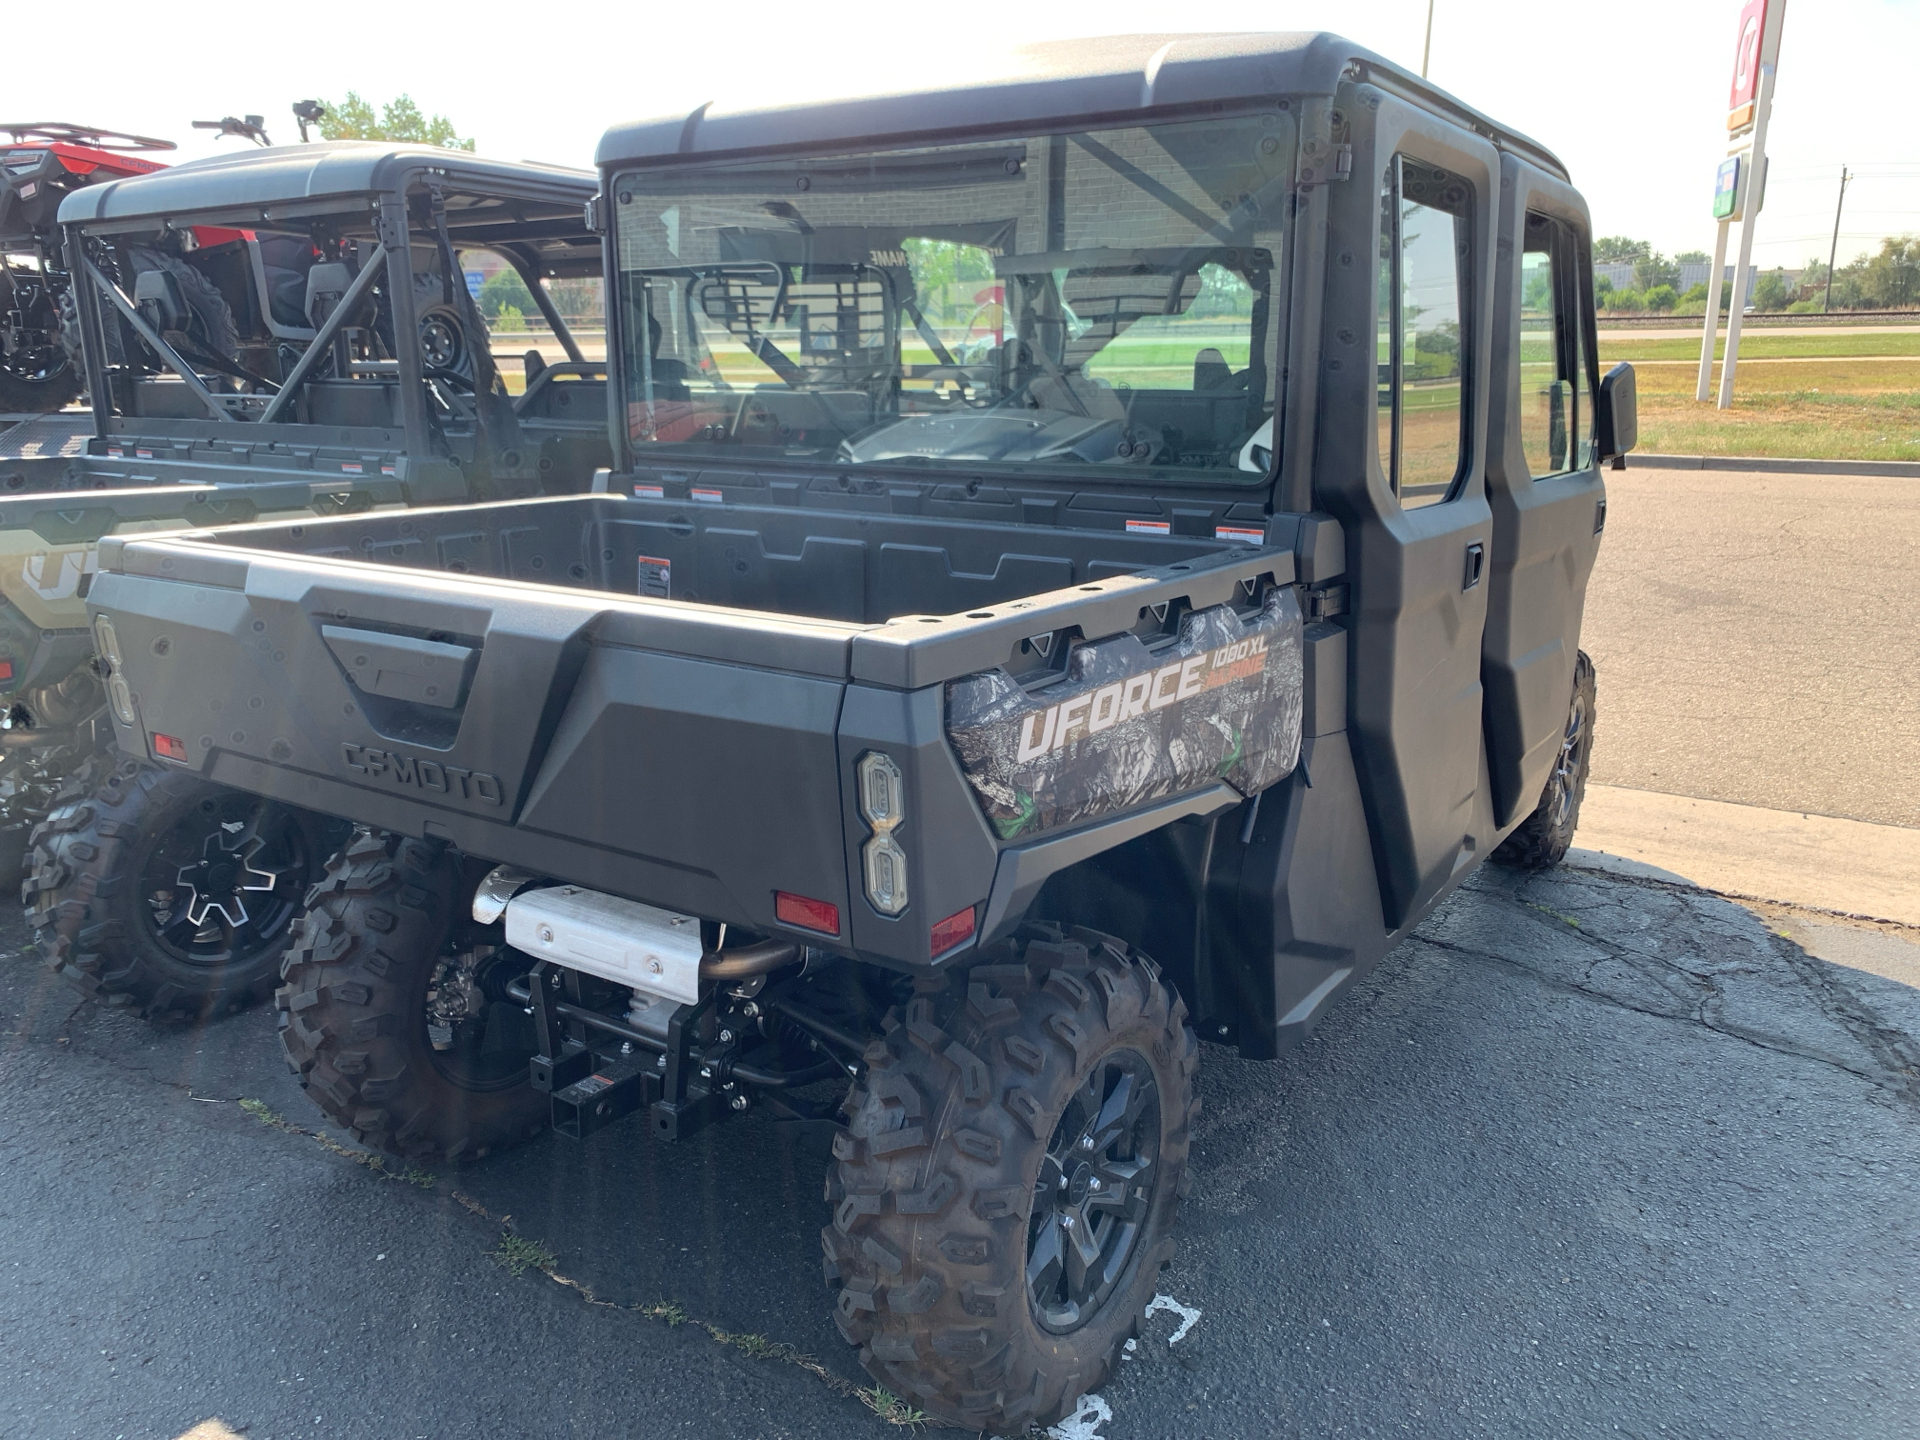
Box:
[125,248,240,370]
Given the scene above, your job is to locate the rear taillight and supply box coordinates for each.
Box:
[0,659,13,682]
[152,733,187,762]
[930,906,977,958]
[857,751,909,915]
[775,890,840,937]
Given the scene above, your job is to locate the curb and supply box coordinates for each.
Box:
[1628,453,1920,478]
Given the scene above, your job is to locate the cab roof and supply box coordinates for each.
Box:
[58,141,595,226]
[595,31,1567,179]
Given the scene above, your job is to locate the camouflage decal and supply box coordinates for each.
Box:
[944,588,1304,841]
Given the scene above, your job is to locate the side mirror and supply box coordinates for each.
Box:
[1594,362,1637,468]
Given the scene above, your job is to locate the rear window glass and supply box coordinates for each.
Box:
[612,113,1295,484]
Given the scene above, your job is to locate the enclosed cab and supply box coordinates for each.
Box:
[79,34,1633,1432]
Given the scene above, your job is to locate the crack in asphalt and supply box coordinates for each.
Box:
[1423,872,1920,1112]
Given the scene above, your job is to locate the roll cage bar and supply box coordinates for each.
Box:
[62,166,600,457]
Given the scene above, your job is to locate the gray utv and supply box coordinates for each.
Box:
[18,142,608,1021]
[81,34,1632,1430]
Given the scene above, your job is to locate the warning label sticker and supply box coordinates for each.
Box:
[637,555,672,599]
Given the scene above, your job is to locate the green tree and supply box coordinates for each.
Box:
[1860,235,1920,308]
[1593,236,1652,264]
[1608,288,1646,313]
[902,238,997,322]
[1593,273,1615,301]
[1522,265,1552,313]
[1633,251,1679,294]
[1674,250,1710,265]
[318,91,476,151]
[1793,258,1830,303]
[1750,269,1790,311]
[477,267,535,320]
[1643,284,1678,313]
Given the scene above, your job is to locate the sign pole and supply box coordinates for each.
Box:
[1696,218,1731,401]
[1718,59,1776,409]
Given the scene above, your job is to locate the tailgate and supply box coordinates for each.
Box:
[89,537,866,938]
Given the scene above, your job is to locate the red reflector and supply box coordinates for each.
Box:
[930,905,977,958]
[775,890,840,936]
[153,733,188,761]
[0,659,12,681]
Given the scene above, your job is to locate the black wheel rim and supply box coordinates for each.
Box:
[138,797,313,969]
[1546,686,1589,832]
[0,342,70,387]
[1026,1049,1161,1334]
[419,312,463,370]
[422,936,535,1092]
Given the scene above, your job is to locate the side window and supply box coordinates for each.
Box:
[1376,156,1473,509]
[1518,214,1594,476]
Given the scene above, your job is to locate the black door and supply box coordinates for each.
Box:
[1481,158,1608,827]
[1313,97,1500,930]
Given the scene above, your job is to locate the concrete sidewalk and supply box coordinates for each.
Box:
[1572,783,1920,926]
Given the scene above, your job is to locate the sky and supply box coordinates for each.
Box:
[9,0,1916,273]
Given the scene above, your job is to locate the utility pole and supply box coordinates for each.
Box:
[1823,165,1851,313]
[1422,0,1436,78]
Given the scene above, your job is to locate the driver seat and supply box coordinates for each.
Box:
[1194,347,1233,391]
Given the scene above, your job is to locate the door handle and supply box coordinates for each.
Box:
[1463,542,1485,590]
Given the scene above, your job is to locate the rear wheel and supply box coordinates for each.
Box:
[277,829,546,1163]
[822,924,1197,1433]
[0,328,81,413]
[1493,648,1596,869]
[26,760,338,1020]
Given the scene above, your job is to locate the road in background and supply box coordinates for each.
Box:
[1583,465,1920,830]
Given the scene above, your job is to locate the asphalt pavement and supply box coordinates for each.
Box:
[4,858,1919,1440]
[3,461,1917,1439]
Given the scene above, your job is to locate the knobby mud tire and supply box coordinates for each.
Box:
[0,361,82,414]
[1493,648,1597,870]
[276,829,547,1164]
[822,924,1198,1433]
[1,734,109,838]
[128,248,240,365]
[25,759,333,1020]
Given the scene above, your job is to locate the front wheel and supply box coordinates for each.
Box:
[26,760,339,1020]
[277,829,546,1163]
[1493,648,1597,869]
[822,924,1197,1433]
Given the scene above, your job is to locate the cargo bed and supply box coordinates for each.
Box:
[89,492,1311,968]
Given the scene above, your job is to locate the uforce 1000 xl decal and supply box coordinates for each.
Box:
[944,589,1304,840]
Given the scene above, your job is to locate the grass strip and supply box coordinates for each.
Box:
[237,1098,436,1188]
[450,1190,934,1432]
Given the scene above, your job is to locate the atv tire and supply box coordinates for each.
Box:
[0,358,82,414]
[822,923,1197,1433]
[127,248,240,367]
[1493,648,1596,869]
[26,759,337,1020]
[277,829,546,1163]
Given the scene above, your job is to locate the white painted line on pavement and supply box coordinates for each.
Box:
[1571,784,1920,926]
